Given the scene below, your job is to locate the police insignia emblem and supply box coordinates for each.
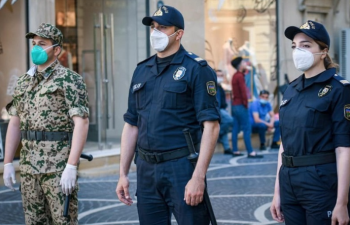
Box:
[344,105,350,121]
[206,81,216,96]
[154,8,163,16]
[173,67,186,80]
[318,85,332,97]
[300,22,310,29]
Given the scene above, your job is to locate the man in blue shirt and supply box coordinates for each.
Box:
[115,5,220,225]
[250,90,280,150]
[216,70,233,154]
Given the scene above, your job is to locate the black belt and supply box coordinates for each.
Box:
[21,130,72,142]
[282,152,336,167]
[138,145,199,164]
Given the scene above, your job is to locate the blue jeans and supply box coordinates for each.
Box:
[218,109,233,150]
[252,121,280,144]
[231,104,253,154]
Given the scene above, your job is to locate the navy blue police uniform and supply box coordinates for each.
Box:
[279,20,350,225]
[124,5,220,225]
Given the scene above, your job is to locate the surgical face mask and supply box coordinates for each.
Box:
[31,44,58,65]
[292,47,324,72]
[150,28,177,52]
[260,99,268,105]
[217,77,223,83]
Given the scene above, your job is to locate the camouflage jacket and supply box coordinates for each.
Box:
[6,60,89,174]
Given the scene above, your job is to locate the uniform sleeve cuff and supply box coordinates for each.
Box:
[197,108,221,124]
[123,112,137,126]
[69,107,89,118]
[333,134,350,148]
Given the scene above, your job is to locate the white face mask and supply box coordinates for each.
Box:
[150,28,177,52]
[217,77,223,83]
[293,47,324,72]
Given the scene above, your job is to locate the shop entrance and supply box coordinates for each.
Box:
[56,0,139,149]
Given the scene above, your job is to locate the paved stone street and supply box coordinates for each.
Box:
[0,150,283,225]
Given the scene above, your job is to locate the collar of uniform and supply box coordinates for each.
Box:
[146,45,186,67]
[35,60,59,79]
[292,68,336,91]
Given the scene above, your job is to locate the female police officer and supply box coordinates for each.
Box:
[270,20,350,225]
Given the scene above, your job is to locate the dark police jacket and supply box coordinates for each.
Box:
[280,68,350,157]
[124,45,220,151]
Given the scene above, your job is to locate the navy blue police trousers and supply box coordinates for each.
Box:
[279,163,350,225]
[136,156,210,225]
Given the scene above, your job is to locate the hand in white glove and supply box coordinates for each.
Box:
[60,164,77,195]
[3,163,16,191]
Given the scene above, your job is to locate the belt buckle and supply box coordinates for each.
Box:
[285,155,294,167]
[145,152,163,163]
[28,131,36,140]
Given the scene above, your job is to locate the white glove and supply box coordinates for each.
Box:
[60,164,77,195]
[3,163,16,191]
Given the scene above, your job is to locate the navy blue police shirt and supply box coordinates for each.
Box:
[124,45,220,151]
[280,68,350,157]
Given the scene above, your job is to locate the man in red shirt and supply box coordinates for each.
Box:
[231,57,262,158]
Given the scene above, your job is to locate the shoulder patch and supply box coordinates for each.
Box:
[137,55,156,66]
[185,52,207,66]
[333,74,350,86]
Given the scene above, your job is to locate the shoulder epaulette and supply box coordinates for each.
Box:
[185,52,207,66]
[137,54,156,66]
[333,74,350,86]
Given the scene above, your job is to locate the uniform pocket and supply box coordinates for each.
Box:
[132,82,146,110]
[162,82,188,109]
[314,163,338,190]
[39,84,65,111]
[305,101,330,129]
[32,142,69,174]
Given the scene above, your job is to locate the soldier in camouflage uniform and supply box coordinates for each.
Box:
[2,23,89,224]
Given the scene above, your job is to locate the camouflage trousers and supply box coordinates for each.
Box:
[20,172,78,225]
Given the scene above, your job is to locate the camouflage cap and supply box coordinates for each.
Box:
[26,23,63,46]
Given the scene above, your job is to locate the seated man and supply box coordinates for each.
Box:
[216,70,233,154]
[249,90,280,150]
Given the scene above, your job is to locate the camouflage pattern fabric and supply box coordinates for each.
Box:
[7,60,89,174]
[26,23,63,46]
[21,172,78,225]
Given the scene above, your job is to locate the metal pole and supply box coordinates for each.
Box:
[276,0,280,105]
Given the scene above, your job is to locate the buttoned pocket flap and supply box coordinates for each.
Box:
[40,85,59,95]
[164,82,187,93]
[305,101,329,112]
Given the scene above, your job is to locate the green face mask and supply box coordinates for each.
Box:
[31,44,58,65]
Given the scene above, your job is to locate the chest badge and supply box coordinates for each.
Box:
[280,99,289,107]
[173,67,186,80]
[344,105,350,121]
[318,85,332,97]
[206,81,216,96]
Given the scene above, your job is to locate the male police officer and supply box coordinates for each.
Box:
[2,23,89,224]
[116,5,220,225]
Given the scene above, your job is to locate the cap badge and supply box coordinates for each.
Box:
[206,81,216,96]
[173,67,186,80]
[154,8,163,16]
[318,85,332,97]
[344,105,350,121]
[300,22,310,29]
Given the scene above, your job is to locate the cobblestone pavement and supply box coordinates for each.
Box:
[0,150,284,225]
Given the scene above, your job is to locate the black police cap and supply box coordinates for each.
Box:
[142,5,184,30]
[285,20,330,49]
[231,56,243,70]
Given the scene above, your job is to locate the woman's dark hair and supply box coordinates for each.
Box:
[314,40,338,69]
